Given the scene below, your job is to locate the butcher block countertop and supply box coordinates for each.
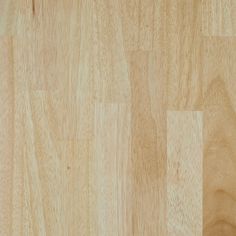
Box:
[1,0,236,235]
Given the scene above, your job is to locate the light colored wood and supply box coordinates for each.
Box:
[91,103,131,236]
[1,0,236,235]
[167,111,203,236]
[203,79,236,236]
[128,51,166,235]
[93,0,130,103]
[0,37,14,236]
[0,0,15,35]
[120,0,154,51]
[202,0,236,36]
[203,38,236,236]
[166,0,203,110]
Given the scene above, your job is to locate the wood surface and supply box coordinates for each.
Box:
[0,0,236,235]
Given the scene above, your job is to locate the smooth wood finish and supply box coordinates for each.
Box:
[167,0,203,110]
[1,0,236,235]
[203,38,236,236]
[167,111,203,235]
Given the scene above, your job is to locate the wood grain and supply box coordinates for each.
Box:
[0,0,15,35]
[0,37,14,236]
[166,0,203,110]
[1,0,236,235]
[128,51,166,235]
[91,104,131,235]
[203,38,236,236]
[93,0,130,102]
[204,79,236,236]
[167,111,203,235]
[202,0,236,36]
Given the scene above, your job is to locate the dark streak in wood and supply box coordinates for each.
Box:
[32,0,35,16]
[207,220,236,231]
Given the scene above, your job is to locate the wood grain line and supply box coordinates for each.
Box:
[32,0,35,16]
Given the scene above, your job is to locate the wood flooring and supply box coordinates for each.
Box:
[0,0,236,235]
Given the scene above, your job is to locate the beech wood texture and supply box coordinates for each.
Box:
[1,0,236,235]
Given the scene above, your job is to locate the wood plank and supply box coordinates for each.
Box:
[128,51,166,235]
[91,103,131,236]
[166,0,203,110]
[120,0,166,51]
[120,0,154,50]
[93,0,130,102]
[0,0,15,35]
[202,0,236,36]
[11,2,94,235]
[0,37,14,236]
[204,79,236,236]
[203,38,236,236]
[1,0,236,235]
[167,111,203,236]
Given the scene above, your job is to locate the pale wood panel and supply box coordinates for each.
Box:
[91,103,131,236]
[204,79,236,236]
[120,0,166,51]
[15,0,87,91]
[202,0,236,36]
[9,89,93,235]
[15,0,94,140]
[30,93,91,235]
[203,38,236,109]
[48,0,94,140]
[0,38,14,236]
[128,51,167,235]
[166,0,203,110]
[11,1,94,235]
[203,38,236,236]
[16,0,58,90]
[92,0,130,103]
[12,35,27,236]
[3,0,236,235]
[0,0,15,35]
[59,140,91,235]
[120,0,153,51]
[167,111,203,236]
[23,90,60,236]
